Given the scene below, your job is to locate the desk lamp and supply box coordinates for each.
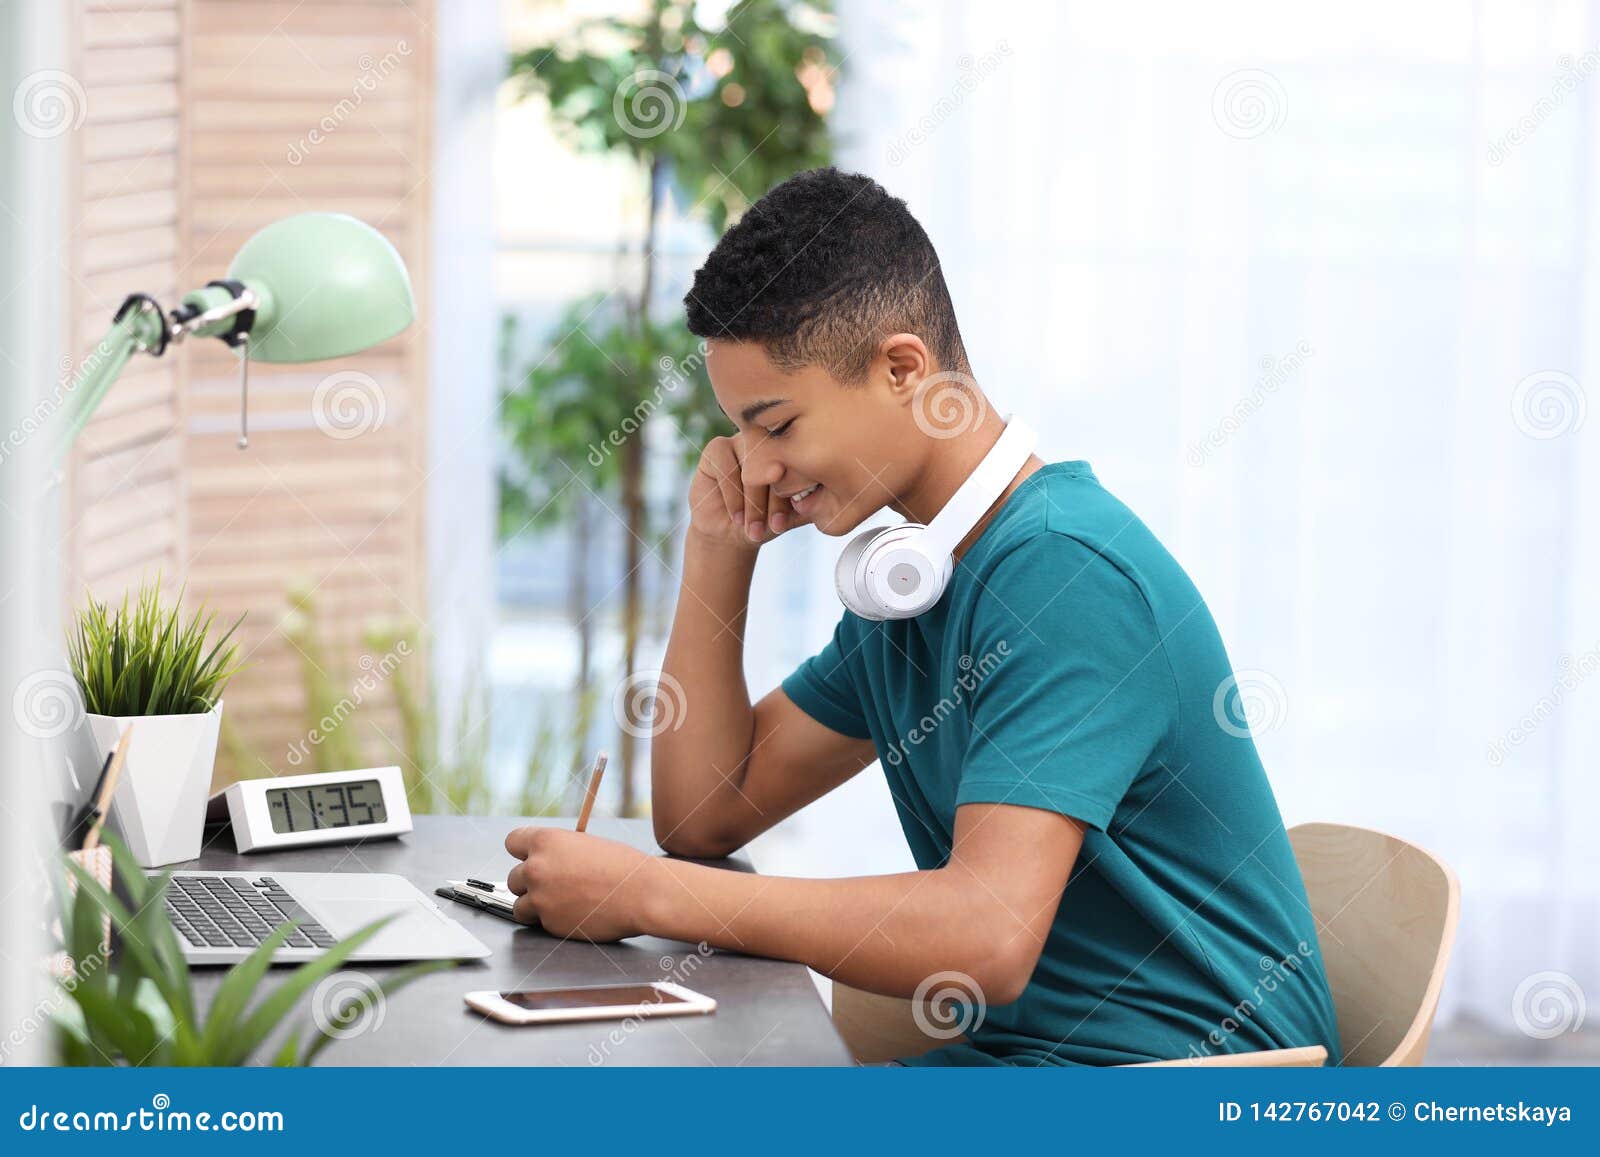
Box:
[55,211,414,458]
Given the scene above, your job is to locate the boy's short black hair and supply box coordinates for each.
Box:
[683,167,969,383]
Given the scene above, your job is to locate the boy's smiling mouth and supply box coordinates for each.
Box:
[786,483,823,513]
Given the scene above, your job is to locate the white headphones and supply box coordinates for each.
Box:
[833,415,1038,620]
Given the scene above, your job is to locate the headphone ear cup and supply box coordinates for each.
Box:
[834,526,893,620]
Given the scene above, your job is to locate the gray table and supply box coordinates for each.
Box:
[184,815,853,1066]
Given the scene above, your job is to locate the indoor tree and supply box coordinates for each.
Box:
[501,0,837,813]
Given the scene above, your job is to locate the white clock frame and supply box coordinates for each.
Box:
[212,766,413,852]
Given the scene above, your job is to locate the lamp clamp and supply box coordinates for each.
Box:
[112,283,259,450]
[112,293,170,357]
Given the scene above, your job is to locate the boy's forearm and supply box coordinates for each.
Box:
[651,531,761,846]
[630,855,1023,1002]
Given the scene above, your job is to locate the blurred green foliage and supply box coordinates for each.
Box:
[507,0,836,234]
[500,0,838,813]
[224,586,576,820]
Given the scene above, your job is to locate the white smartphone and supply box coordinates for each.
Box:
[464,981,717,1025]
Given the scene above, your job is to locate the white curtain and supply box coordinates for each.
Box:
[746,0,1600,1033]
[1,0,70,1063]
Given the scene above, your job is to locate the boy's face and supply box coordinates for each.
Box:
[705,339,920,537]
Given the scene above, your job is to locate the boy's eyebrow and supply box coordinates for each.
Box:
[740,398,790,424]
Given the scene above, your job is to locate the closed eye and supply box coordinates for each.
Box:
[765,417,796,438]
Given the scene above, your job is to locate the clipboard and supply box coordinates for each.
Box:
[434,878,522,924]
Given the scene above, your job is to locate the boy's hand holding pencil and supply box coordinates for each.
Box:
[502,752,655,942]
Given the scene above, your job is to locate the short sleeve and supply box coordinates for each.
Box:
[781,614,874,740]
[955,535,1177,831]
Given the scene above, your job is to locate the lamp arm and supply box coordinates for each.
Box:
[52,306,160,464]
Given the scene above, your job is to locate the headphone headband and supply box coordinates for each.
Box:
[919,415,1037,559]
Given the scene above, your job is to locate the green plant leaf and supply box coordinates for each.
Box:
[131,977,179,1063]
[66,872,110,992]
[215,916,394,1067]
[270,1025,303,1067]
[66,834,204,1063]
[52,999,95,1066]
[67,576,244,716]
[70,980,161,1065]
[60,856,192,1033]
[102,832,197,1027]
[200,920,304,1058]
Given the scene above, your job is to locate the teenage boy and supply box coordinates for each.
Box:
[504,167,1341,1066]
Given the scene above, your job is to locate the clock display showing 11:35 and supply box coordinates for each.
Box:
[265,779,387,834]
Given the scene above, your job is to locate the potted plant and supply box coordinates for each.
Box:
[66,579,242,867]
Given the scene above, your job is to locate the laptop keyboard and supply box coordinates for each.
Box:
[164,875,336,951]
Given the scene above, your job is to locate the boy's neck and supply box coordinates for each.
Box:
[891,410,1043,562]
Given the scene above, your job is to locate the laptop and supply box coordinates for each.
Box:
[155,870,492,964]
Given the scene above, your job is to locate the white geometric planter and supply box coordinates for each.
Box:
[79,702,223,868]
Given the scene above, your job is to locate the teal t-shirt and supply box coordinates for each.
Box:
[782,461,1342,1066]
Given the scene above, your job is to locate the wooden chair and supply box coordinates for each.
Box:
[831,822,1460,1067]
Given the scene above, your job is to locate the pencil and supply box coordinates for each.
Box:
[575,751,607,833]
[82,724,134,852]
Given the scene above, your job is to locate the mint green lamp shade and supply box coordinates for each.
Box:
[207,212,415,363]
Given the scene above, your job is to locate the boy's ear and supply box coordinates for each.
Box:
[878,332,933,407]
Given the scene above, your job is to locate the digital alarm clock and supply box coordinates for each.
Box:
[206,766,413,852]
